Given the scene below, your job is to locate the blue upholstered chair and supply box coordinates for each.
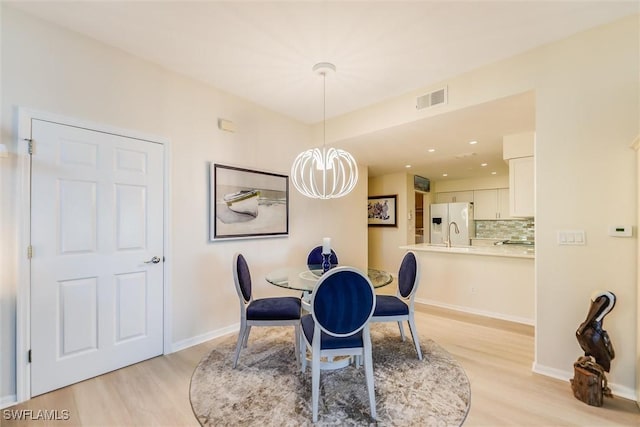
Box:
[306,246,339,266]
[371,251,423,360]
[232,253,301,369]
[300,267,377,422]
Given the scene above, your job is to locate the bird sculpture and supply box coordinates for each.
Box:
[575,290,616,372]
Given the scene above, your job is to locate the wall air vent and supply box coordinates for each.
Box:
[416,86,448,110]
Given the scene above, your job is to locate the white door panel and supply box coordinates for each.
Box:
[115,271,149,342]
[59,179,98,253]
[115,184,147,250]
[59,277,98,357]
[30,119,164,396]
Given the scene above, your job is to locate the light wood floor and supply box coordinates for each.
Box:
[4,306,639,426]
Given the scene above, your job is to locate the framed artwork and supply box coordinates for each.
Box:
[368,195,397,227]
[210,163,289,240]
[414,175,430,192]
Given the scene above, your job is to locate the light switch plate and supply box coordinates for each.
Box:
[557,230,586,245]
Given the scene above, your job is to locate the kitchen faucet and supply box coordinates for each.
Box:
[445,221,460,247]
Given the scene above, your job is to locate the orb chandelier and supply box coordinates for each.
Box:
[291,62,358,199]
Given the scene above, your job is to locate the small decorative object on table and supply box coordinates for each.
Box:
[321,253,331,273]
[322,237,331,273]
[571,290,616,407]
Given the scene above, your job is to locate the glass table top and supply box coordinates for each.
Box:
[265,265,393,292]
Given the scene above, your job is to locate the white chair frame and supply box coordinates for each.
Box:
[300,266,377,422]
[232,253,301,369]
[370,251,423,360]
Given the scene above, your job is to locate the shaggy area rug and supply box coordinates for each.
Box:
[190,324,470,426]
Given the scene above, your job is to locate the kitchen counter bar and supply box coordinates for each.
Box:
[401,243,535,325]
[400,243,534,259]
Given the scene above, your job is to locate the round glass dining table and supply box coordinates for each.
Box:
[266,265,392,370]
[265,265,393,293]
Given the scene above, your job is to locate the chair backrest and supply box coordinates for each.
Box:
[398,251,420,299]
[233,253,252,303]
[311,267,375,337]
[307,246,339,266]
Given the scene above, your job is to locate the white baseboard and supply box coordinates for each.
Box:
[170,323,239,353]
[531,362,572,381]
[1,394,17,410]
[416,298,535,326]
[533,362,637,402]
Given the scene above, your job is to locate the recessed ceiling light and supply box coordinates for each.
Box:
[469,140,478,145]
[428,148,436,153]
[442,173,448,177]
[491,171,497,175]
[405,164,412,168]
[481,163,488,167]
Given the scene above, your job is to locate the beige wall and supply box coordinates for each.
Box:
[0,6,368,402]
[532,16,637,399]
[636,136,640,405]
[337,15,639,398]
[368,173,412,277]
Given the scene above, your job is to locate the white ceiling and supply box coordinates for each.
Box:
[8,1,638,180]
[340,91,536,179]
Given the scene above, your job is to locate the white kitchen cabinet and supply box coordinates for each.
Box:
[436,191,474,204]
[473,188,511,219]
[498,188,510,218]
[473,190,498,219]
[509,156,534,217]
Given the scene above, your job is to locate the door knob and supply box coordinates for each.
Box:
[144,256,161,264]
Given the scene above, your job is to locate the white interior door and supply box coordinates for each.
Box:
[30,119,164,396]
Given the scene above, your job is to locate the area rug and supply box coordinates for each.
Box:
[190,323,470,426]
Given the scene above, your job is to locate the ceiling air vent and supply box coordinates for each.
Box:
[416,86,448,110]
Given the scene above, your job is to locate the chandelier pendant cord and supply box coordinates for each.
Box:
[322,71,327,196]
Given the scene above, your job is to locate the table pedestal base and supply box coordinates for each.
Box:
[301,351,358,371]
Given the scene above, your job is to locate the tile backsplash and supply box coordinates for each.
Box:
[475,219,535,241]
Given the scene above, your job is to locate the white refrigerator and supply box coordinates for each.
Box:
[429,202,475,246]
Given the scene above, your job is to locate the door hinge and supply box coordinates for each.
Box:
[27,245,33,259]
[24,138,34,155]
[28,349,32,363]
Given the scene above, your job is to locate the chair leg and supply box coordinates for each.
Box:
[243,325,252,348]
[407,315,423,360]
[300,330,307,372]
[293,324,301,367]
[397,320,406,341]
[312,350,321,422]
[233,323,247,368]
[363,337,377,420]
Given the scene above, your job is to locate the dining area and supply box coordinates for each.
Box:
[188,244,471,425]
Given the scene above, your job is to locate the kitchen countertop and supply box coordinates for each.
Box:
[400,243,535,259]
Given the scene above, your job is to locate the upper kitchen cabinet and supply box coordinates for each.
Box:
[503,132,535,217]
[509,157,534,217]
[474,188,511,219]
[498,188,510,218]
[435,191,474,203]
